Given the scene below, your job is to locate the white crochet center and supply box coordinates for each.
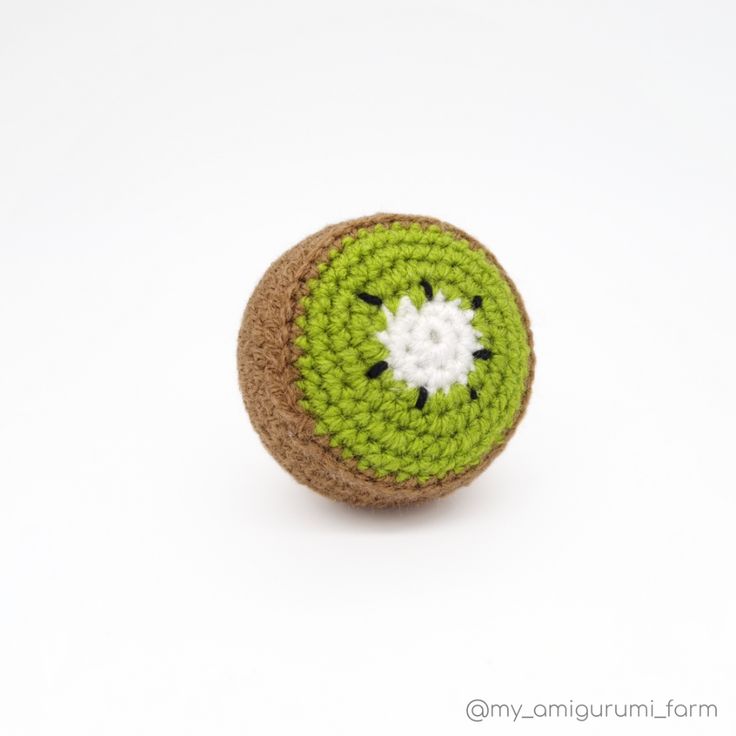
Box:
[376,291,482,395]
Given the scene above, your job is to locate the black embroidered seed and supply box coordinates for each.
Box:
[420,279,433,301]
[416,386,429,409]
[472,295,483,309]
[357,292,382,307]
[473,348,492,360]
[366,360,389,378]
[469,388,478,400]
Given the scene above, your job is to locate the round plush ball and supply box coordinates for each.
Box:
[237,214,535,507]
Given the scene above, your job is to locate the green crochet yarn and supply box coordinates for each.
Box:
[294,222,531,483]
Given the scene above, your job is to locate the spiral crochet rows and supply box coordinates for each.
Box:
[294,221,531,483]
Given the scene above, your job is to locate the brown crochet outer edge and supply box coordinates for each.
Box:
[237,213,535,508]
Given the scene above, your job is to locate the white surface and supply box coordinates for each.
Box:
[378,292,482,395]
[1,1,735,734]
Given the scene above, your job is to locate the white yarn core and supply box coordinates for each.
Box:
[376,291,482,395]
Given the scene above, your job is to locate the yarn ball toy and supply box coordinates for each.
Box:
[237,214,534,507]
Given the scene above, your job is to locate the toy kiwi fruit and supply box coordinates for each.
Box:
[237,213,534,507]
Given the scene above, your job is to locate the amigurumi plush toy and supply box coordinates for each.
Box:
[238,213,534,507]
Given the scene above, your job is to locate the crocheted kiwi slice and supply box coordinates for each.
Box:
[294,221,532,484]
[238,214,534,507]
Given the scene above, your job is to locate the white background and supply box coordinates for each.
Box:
[1,1,735,734]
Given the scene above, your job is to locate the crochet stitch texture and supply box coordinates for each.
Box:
[377,290,483,395]
[294,222,531,483]
[237,213,534,507]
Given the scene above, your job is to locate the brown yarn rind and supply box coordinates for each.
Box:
[237,213,535,507]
